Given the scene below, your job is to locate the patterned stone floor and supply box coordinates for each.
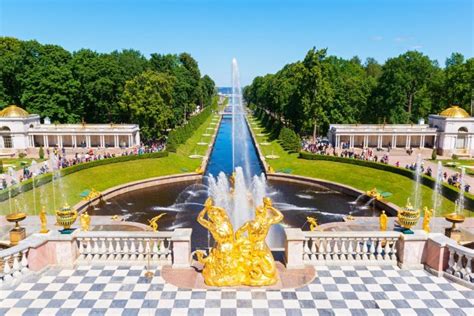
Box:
[0,264,473,316]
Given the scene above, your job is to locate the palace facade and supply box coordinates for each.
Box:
[328,105,474,157]
[0,105,140,152]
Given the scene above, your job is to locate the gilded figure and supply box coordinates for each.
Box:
[380,210,388,231]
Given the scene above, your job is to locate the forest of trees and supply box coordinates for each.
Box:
[244,48,473,135]
[0,37,216,140]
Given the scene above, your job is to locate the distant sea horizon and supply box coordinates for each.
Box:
[218,87,232,94]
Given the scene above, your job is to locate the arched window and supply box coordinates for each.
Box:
[456,127,468,150]
[0,126,12,148]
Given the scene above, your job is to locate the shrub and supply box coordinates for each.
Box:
[18,152,27,159]
[279,127,301,153]
[39,147,44,159]
[166,97,218,150]
[0,160,3,174]
[431,148,437,161]
[452,154,459,160]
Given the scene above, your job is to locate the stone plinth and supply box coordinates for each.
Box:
[285,228,306,269]
[171,228,193,268]
[162,262,316,290]
[397,230,428,269]
[423,233,458,276]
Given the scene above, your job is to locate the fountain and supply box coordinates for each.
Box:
[445,167,466,242]
[413,154,423,211]
[432,161,443,218]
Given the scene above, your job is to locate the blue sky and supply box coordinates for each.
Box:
[1,0,472,86]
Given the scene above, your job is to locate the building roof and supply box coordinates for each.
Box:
[439,105,470,118]
[0,105,30,118]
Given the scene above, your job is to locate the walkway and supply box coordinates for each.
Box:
[1,264,473,316]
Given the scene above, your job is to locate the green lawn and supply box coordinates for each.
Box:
[1,158,46,171]
[0,115,220,216]
[440,159,474,176]
[248,115,460,216]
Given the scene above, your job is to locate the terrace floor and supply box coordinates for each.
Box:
[1,264,473,316]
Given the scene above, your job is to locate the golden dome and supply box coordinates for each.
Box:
[0,105,30,118]
[439,105,470,118]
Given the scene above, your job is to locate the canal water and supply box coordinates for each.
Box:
[90,113,382,249]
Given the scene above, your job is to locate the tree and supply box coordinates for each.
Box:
[119,70,174,140]
[20,44,80,122]
[444,53,473,113]
[372,51,438,123]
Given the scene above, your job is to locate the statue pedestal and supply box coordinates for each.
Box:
[445,227,462,243]
[10,227,26,246]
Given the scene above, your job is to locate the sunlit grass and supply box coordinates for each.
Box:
[248,114,459,215]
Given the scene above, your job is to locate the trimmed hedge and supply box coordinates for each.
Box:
[279,127,301,153]
[299,152,474,210]
[0,151,169,202]
[167,98,218,152]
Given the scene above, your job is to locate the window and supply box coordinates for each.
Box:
[3,136,12,148]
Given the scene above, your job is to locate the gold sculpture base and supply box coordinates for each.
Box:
[10,227,26,246]
[194,196,283,287]
[40,228,49,234]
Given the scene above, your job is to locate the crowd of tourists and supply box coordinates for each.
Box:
[301,137,471,193]
[0,140,166,190]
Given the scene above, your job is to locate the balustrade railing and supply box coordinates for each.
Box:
[75,231,173,264]
[0,237,44,285]
[446,243,474,285]
[302,231,400,265]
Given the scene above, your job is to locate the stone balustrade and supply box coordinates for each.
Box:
[75,231,174,264]
[0,228,193,285]
[0,243,30,284]
[446,242,474,287]
[285,228,401,268]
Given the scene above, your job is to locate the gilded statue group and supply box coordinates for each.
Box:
[195,197,283,287]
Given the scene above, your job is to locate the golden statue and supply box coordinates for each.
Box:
[56,203,78,232]
[367,188,382,201]
[267,165,275,173]
[235,197,283,286]
[80,212,91,231]
[195,197,283,287]
[195,166,204,174]
[39,206,49,233]
[306,216,318,231]
[148,213,166,232]
[397,198,420,234]
[380,210,388,231]
[195,198,241,286]
[422,207,432,233]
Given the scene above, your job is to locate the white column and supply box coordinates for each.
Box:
[377,135,382,148]
[406,135,411,149]
[135,132,140,146]
[100,135,105,148]
[44,135,49,148]
[420,135,425,148]
[363,135,368,148]
[349,135,354,149]
[114,135,119,148]
[86,135,91,148]
[72,135,77,148]
[336,135,340,148]
[391,135,396,148]
[128,135,132,148]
